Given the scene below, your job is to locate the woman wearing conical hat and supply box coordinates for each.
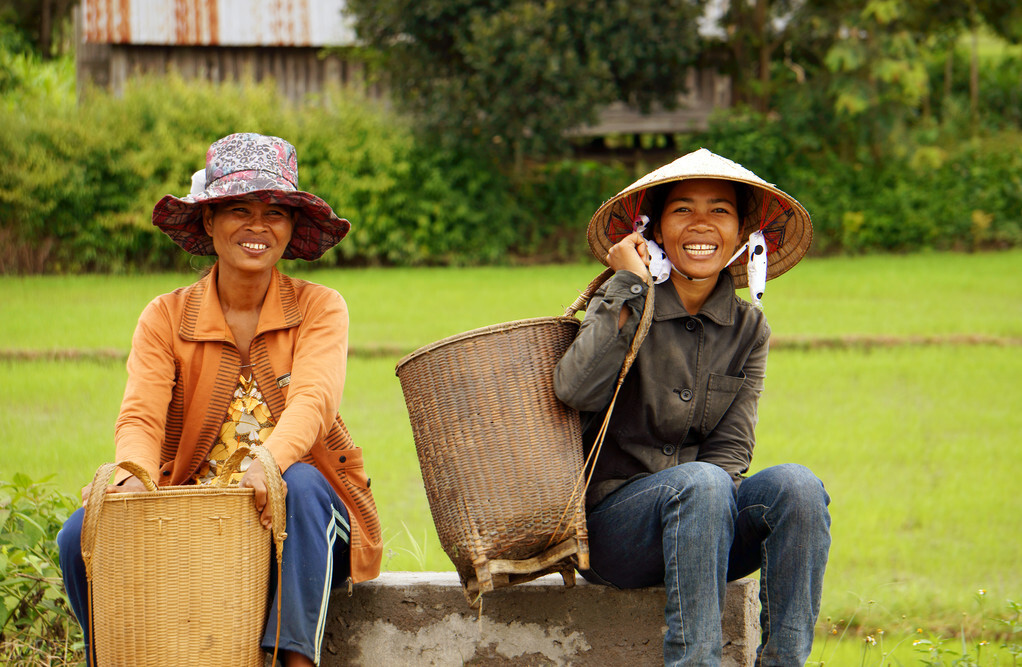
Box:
[555,149,831,665]
[57,133,383,666]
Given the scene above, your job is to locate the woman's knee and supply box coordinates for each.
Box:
[746,464,830,527]
[281,463,341,514]
[281,461,321,485]
[663,462,736,510]
[767,463,829,505]
[57,507,85,559]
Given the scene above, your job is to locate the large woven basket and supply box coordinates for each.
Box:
[397,316,587,602]
[396,272,632,604]
[80,445,286,666]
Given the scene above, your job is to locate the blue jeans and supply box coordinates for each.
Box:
[582,462,831,666]
[57,462,350,665]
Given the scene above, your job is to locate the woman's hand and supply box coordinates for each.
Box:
[80,476,150,506]
[239,459,288,530]
[607,232,651,278]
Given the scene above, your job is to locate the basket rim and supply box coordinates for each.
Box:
[395,315,581,371]
[99,486,256,500]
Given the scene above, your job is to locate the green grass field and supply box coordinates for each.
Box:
[2,251,1021,353]
[2,250,1020,662]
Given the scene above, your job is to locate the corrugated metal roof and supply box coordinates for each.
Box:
[82,0,357,46]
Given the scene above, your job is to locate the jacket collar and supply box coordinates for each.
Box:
[653,271,737,326]
[179,263,303,342]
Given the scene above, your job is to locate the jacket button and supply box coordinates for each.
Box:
[339,455,347,463]
[680,389,693,401]
[629,283,643,294]
[661,443,676,456]
[685,320,697,331]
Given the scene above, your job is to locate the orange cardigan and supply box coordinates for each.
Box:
[114,264,382,582]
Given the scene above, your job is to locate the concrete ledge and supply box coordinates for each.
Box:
[322,572,759,666]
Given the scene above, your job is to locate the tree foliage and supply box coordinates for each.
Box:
[0,0,74,59]
[344,0,707,165]
[704,0,1021,160]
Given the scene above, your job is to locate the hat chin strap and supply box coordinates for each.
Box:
[670,266,713,282]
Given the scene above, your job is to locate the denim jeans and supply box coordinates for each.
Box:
[582,462,831,666]
[57,462,350,665]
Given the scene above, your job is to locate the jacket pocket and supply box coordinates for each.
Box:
[335,446,370,490]
[701,372,746,434]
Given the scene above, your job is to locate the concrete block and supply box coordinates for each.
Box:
[321,572,759,666]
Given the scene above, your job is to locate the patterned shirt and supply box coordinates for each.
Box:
[192,374,276,485]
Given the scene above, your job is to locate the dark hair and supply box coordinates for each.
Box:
[644,179,753,240]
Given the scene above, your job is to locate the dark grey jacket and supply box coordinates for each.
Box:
[554,270,769,508]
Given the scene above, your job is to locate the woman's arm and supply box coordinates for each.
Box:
[261,287,349,471]
[113,299,178,483]
[554,270,649,412]
[695,323,770,482]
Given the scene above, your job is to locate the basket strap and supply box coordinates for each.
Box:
[218,444,288,665]
[80,461,158,576]
[79,460,158,667]
[563,267,615,318]
[217,445,288,550]
[550,268,656,548]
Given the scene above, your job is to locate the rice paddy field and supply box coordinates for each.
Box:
[2,250,1020,664]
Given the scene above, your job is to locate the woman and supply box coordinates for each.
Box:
[554,148,831,666]
[57,133,383,666]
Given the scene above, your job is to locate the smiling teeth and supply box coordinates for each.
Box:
[241,242,268,250]
[684,244,717,255]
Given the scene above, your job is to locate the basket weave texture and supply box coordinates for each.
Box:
[81,447,285,666]
[396,316,586,589]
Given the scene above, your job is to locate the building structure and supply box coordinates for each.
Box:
[77,0,729,135]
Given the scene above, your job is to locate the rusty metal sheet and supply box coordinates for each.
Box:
[82,0,357,46]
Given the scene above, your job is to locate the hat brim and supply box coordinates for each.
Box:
[153,189,350,261]
[586,149,812,288]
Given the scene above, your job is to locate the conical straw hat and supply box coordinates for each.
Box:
[586,148,812,288]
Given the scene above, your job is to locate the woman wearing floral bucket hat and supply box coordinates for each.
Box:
[57,133,382,667]
[555,148,830,665]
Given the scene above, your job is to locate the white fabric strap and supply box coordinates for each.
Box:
[633,215,676,284]
[189,169,206,197]
[745,230,768,309]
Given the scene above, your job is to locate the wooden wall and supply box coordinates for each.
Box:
[77,41,383,103]
[74,9,728,133]
[574,69,731,136]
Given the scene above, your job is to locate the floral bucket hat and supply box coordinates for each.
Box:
[587,148,812,306]
[152,133,350,261]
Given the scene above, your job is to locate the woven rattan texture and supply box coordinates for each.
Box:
[397,317,586,583]
[89,487,269,666]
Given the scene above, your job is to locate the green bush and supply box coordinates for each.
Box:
[1,73,615,272]
[0,475,82,665]
[0,56,1020,273]
[514,159,632,261]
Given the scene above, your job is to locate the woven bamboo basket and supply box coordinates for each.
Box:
[395,270,629,604]
[80,445,286,667]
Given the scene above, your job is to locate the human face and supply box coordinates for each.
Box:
[654,179,742,282]
[202,198,294,275]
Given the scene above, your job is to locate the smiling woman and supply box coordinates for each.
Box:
[652,178,743,311]
[55,133,383,667]
[203,199,295,276]
[555,148,827,665]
